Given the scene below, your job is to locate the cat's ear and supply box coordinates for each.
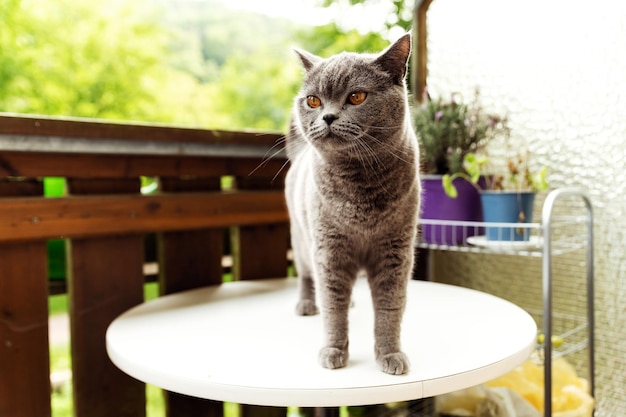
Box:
[294,48,322,72]
[375,33,412,85]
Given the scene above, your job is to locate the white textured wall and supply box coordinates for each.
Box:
[424,1,626,415]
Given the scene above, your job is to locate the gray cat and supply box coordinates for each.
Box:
[284,34,420,375]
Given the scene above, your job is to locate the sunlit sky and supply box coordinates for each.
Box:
[217,0,396,36]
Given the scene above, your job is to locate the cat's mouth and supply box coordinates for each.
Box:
[325,125,355,142]
[317,132,352,150]
[325,131,346,141]
[310,128,343,143]
[308,123,358,151]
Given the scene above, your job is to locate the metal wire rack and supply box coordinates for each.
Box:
[414,189,594,417]
[416,217,588,257]
[527,309,590,364]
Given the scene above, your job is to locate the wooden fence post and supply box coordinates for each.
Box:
[158,177,225,417]
[0,179,51,417]
[67,178,146,417]
[232,176,289,417]
[231,177,289,281]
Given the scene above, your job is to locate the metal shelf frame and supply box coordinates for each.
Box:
[416,188,594,417]
[542,189,594,417]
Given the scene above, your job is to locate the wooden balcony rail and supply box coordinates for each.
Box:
[0,114,292,417]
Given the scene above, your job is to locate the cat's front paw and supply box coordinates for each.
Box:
[295,299,319,316]
[377,352,410,375]
[319,347,348,369]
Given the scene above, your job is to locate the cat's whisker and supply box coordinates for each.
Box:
[251,136,286,162]
[363,124,406,130]
[355,138,381,169]
[354,137,394,197]
[361,132,412,165]
[352,139,377,174]
[248,141,288,177]
[271,140,311,183]
[359,138,414,198]
[350,136,392,197]
[272,158,292,183]
[363,125,420,162]
[264,135,287,156]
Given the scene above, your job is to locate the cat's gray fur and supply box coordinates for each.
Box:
[285,34,420,375]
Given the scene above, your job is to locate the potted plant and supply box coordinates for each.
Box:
[443,151,549,242]
[414,88,508,244]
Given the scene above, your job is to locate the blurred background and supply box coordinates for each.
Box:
[0,0,408,131]
[2,0,624,416]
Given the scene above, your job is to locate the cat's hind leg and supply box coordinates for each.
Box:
[296,273,319,316]
[290,222,319,315]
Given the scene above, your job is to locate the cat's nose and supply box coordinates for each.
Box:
[322,114,338,125]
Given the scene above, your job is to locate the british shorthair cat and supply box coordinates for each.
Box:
[285,34,420,375]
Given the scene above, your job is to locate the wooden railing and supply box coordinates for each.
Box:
[0,114,291,417]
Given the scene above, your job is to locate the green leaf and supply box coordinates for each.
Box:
[534,166,549,191]
[442,174,458,198]
[463,153,487,184]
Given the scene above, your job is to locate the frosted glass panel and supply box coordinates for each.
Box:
[424,1,626,415]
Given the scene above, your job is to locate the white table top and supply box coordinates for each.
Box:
[106,278,536,407]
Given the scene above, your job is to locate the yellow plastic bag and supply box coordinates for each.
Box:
[486,357,594,417]
[435,385,541,417]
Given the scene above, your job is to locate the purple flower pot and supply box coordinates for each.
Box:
[420,176,483,245]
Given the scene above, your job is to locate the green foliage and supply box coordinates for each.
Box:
[50,343,73,416]
[321,0,414,33]
[0,0,403,132]
[504,152,549,193]
[296,23,388,56]
[159,0,297,83]
[442,153,549,198]
[0,0,171,121]
[210,48,302,131]
[49,293,68,317]
[414,91,508,175]
[464,153,488,185]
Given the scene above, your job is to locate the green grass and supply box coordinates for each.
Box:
[49,282,161,318]
[50,343,72,416]
[144,281,160,300]
[49,293,69,317]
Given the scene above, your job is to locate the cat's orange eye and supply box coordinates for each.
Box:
[306,95,322,108]
[348,92,367,105]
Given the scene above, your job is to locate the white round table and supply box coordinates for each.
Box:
[106,278,536,407]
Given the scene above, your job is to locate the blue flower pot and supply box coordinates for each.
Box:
[480,191,535,241]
